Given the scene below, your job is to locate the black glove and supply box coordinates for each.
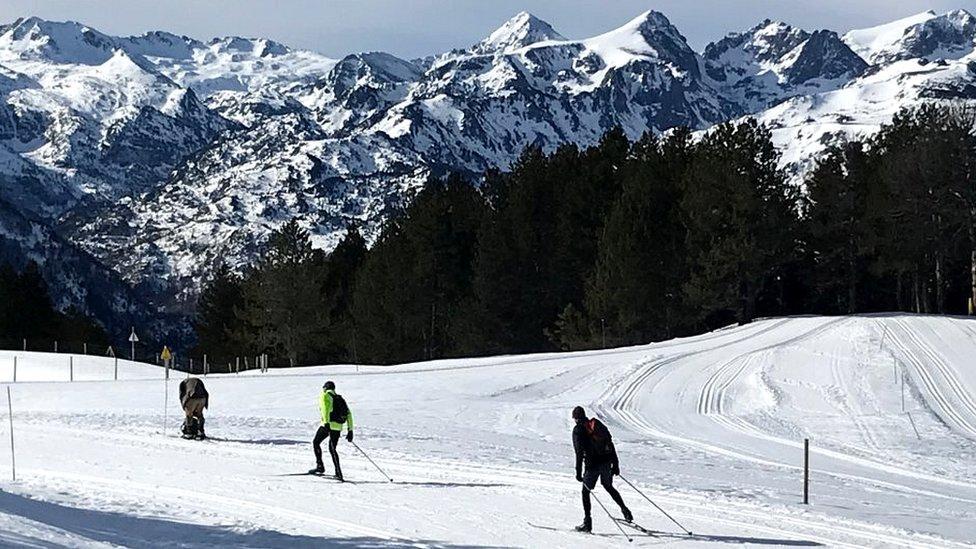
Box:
[346,430,354,442]
[576,472,583,483]
[612,464,620,476]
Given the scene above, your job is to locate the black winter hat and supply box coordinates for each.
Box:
[572,406,586,420]
[323,381,336,390]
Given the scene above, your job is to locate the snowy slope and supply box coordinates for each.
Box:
[0,315,973,547]
[763,9,976,180]
[843,11,939,63]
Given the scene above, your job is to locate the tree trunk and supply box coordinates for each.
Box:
[896,271,904,311]
[847,238,857,314]
[738,276,749,325]
[970,213,976,315]
[913,268,921,314]
[971,247,976,315]
[935,252,944,314]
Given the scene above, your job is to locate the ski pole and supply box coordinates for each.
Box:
[619,475,693,536]
[350,440,394,482]
[583,483,632,542]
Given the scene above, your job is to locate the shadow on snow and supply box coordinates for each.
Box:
[0,490,510,548]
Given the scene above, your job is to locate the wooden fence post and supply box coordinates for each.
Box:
[803,438,810,505]
[7,386,15,481]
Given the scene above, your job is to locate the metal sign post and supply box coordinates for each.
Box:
[129,328,139,361]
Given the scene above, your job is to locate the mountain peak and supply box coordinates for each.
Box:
[783,29,868,85]
[122,31,201,60]
[584,9,699,75]
[0,16,119,65]
[474,11,564,54]
[208,36,291,57]
[593,10,686,49]
[704,18,809,68]
[843,11,939,63]
[890,8,976,62]
[616,10,679,37]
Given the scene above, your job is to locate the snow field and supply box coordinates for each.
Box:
[0,315,973,547]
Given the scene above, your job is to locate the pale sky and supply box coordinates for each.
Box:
[1,1,972,59]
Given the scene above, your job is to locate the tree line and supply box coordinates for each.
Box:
[0,261,109,352]
[194,104,976,366]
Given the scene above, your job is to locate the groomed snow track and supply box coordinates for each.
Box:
[0,315,974,547]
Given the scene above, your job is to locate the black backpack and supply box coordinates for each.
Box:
[585,418,613,457]
[330,393,349,424]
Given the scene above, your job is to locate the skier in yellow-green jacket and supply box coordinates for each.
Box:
[310,381,354,480]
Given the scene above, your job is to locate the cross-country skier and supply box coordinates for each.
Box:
[310,381,354,481]
[572,405,632,532]
[179,377,209,439]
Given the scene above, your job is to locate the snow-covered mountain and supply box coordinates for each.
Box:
[2,9,976,329]
[704,21,867,112]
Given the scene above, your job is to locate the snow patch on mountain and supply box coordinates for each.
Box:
[843,11,939,63]
[474,11,565,54]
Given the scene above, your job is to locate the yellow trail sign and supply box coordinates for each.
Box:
[161,346,172,361]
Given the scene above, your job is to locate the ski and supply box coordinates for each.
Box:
[614,518,659,537]
[306,472,349,482]
[526,522,564,532]
[525,522,623,538]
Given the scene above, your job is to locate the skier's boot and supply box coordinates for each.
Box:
[621,506,633,522]
[309,464,325,475]
[575,517,592,533]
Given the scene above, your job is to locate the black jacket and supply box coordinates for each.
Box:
[179,377,209,409]
[573,417,619,475]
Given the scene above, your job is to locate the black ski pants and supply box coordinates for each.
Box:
[581,462,628,518]
[313,426,343,477]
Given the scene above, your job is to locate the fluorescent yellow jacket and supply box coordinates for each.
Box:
[320,389,353,431]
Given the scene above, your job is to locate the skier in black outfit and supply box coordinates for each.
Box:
[572,405,632,532]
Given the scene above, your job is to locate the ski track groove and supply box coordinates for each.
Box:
[21,421,952,549]
[886,318,976,439]
[598,317,976,547]
[640,316,976,496]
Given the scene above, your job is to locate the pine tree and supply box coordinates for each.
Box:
[585,128,693,345]
[353,174,485,363]
[472,130,630,353]
[681,119,800,325]
[15,261,60,340]
[323,224,367,361]
[194,263,246,361]
[470,146,557,353]
[58,306,110,350]
[239,220,327,366]
[869,105,975,313]
[805,141,876,313]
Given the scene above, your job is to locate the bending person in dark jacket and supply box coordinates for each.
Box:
[179,377,209,439]
[572,405,631,532]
